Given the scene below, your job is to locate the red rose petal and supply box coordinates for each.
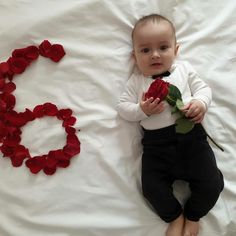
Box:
[25,46,39,61]
[3,82,16,93]
[0,144,14,157]
[10,156,25,167]
[43,166,56,175]
[5,111,28,127]
[49,149,69,161]
[0,62,10,74]
[39,40,52,57]
[48,44,65,62]
[57,108,72,120]
[14,145,30,157]
[0,99,7,112]
[8,57,28,74]
[33,105,44,117]
[62,116,76,127]
[12,48,27,58]
[25,156,46,174]
[3,135,21,147]
[63,145,80,157]
[43,102,58,116]
[57,160,70,168]
[0,78,6,89]
[0,121,7,141]
[46,156,58,168]
[1,93,16,111]
[65,126,76,135]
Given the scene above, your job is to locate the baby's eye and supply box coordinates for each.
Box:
[141,48,150,54]
[160,45,169,51]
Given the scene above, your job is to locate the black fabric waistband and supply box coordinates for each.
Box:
[142,123,205,140]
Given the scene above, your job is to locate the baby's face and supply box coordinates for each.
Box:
[132,20,178,77]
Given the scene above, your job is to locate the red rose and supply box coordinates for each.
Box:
[145,79,169,101]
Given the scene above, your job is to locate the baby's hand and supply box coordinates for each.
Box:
[140,93,165,116]
[181,99,206,123]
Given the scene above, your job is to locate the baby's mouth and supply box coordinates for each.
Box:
[151,62,162,67]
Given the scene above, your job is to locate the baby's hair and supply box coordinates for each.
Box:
[132,14,176,42]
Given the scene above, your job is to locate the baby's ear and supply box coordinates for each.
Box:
[175,44,180,55]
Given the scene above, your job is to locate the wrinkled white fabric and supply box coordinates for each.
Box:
[0,1,235,236]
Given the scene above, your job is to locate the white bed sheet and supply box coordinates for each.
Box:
[0,0,236,235]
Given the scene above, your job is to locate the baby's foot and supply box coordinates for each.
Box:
[183,219,199,236]
[166,214,184,236]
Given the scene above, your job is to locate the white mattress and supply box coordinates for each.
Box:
[0,0,235,235]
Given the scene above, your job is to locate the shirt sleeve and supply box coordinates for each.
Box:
[186,62,212,109]
[116,75,148,121]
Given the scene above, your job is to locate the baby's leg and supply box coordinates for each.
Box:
[166,214,184,236]
[183,219,199,236]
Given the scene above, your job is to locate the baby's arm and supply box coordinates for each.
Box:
[183,62,212,123]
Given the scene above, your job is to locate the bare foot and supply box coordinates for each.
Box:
[166,214,184,236]
[183,219,199,236]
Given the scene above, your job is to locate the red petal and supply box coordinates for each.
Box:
[3,82,16,93]
[3,134,21,147]
[0,144,14,157]
[8,57,28,74]
[0,120,7,140]
[48,44,65,62]
[0,98,7,112]
[43,102,58,116]
[43,166,56,175]
[5,125,21,137]
[63,145,80,157]
[22,108,35,121]
[39,40,52,57]
[5,110,28,127]
[57,108,72,120]
[33,105,44,117]
[12,48,27,58]
[0,62,10,74]
[57,160,70,168]
[25,156,45,174]
[46,157,58,168]
[10,156,25,167]
[1,93,16,111]
[62,116,76,127]
[0,78,6,89]
[25,46,39,60]
[14,145,30,159]
[65,126,76,135]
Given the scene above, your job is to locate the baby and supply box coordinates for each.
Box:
[117,14,224,236]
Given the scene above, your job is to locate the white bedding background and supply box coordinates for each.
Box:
[0,0,236,236]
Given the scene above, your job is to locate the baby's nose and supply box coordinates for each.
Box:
[151,50,160,58]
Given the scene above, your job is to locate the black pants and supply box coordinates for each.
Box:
[141,124,224,223]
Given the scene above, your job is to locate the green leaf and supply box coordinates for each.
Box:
[171,106,178,114]
[169,84,182,100]
[166,94,176,106]
[175,117,195,134]
[166,84,182,106]
[176,99,184,110]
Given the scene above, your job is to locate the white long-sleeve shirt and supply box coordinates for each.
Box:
[117,61,212,130]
